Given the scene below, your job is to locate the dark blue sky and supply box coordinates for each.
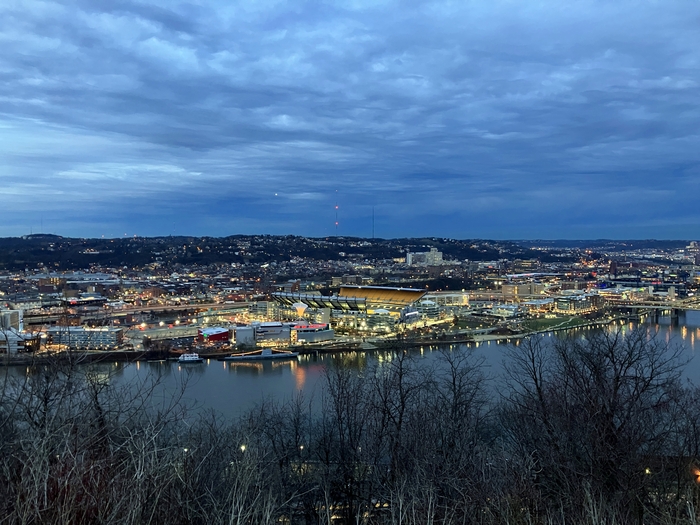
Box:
[1,1,699,239]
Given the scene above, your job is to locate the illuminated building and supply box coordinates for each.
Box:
[46,327,124,349]
[198,327,230,343]
[292,323,334,343]
[0,328,39,354]
[554,293,605,314]
[273,286,428,333]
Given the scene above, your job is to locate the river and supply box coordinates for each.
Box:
[90,310,699,419]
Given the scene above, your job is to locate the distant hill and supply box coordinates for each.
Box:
[0,234,686,271]
[514,239,689,250]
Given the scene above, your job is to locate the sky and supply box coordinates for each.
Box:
[1,0,699,240]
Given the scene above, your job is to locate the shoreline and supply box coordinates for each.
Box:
[0,313,645,366]
[295,313,639,353]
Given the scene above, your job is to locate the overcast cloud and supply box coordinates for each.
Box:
[1,0,699,239]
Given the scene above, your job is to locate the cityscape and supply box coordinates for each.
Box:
[2,233,700,525]
[2,0,700,523]
[2,234,699,356]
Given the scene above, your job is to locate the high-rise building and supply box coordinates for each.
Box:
[406,247,443,266]
[0,310,23,331]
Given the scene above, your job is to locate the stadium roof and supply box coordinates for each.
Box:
[272,292,366,311]
[273,286,426,312]
[339,286,426,307]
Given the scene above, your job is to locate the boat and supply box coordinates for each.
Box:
[223,348,299,361]
[178,352,204,363]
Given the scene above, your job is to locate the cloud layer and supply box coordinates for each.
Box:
[1,0,699,239]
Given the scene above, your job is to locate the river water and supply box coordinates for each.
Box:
[85,310,698,419]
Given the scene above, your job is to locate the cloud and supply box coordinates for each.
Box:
[1,0,699,238]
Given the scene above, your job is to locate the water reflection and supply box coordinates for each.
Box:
[2,312,698,419]
[224,360,295,376]
[177,361,207,375]
[640,311,698,354]
[295,364,306,390]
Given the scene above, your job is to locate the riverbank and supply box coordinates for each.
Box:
[0,312,645,366]
[0,350,140,366]
[295,312,641,353]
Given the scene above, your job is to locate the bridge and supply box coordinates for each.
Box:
[611,299,700,311]
[23,301,251,327]
[108,302,249,315]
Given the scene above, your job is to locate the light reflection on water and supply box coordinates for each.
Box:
[119,311,700,418]
[5,312,697,419]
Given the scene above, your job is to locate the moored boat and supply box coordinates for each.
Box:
[223,348,299,361]
[178,352,204,363]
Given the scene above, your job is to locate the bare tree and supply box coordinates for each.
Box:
[1,330,697,525]
[502,329,693,523]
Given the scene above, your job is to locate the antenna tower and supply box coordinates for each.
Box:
[334,189,339,235]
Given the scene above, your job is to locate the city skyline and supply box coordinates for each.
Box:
[1,1,699,239]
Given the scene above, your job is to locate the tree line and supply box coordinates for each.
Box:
[0,329,699,524]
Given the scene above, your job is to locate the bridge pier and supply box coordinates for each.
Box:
[650,309,659,324]
[670,308,683,326]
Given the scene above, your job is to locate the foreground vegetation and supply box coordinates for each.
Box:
[1,330,699,524]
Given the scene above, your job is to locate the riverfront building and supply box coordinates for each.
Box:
[554,293,605,314]
[0,328,39,354]
[198,327,230,343]
[233,322,290,347]
[232,322,334,346]
[293,323,334,343]
[46,327,124,349]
